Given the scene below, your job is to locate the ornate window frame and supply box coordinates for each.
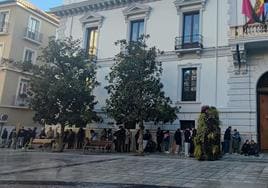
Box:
[80,12,104,55]
[174,0,207,42]
[177,63,202,103]
[122,3,151,41]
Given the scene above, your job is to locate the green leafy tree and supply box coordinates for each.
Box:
[105,36,177,153]
[194,106,221,160]
[30,38,100,150]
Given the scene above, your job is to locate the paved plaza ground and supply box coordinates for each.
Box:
[0,150,268,188]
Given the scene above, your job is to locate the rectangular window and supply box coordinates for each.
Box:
[130,19,144,41]
[0,11,8,32]
[24,49,35,63]
[27,17,40,41]
[183,12,200,48]
[18,79,29,95]
[16,78,30,106]
[182,68,197,101]
[85,27,98,56]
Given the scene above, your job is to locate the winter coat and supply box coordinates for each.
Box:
[174,130,182,145]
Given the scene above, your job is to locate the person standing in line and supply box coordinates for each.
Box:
[173,128,182,154]
[46,127,54,139]
[125,128,131,152]
[224,126,232,154]
[7,128,14,148]
[156,127,164,152]
[184,128,191,157]
[163,130,170,154]
[77,127,85,149]
[11,129,17,149]
[1,128,8,147]
[189,128,197,157]
[232,129,241,154]
[143,129,151,152]
[67,129,75,149]
[135,129,140,151]
[17,126,25,148]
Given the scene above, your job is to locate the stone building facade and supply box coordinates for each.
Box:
[51,0,268,150]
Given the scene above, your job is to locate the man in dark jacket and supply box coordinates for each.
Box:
[224,126,232,154]
[184,129,191,157]
[114,126,126,152]
[156,127,163,152]
[173,128,182,154]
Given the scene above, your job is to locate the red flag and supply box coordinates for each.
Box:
[242,0,254,22]
[254,0,265,16]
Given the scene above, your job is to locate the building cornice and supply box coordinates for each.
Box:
[97,46,232,67]
[50,0,160,17]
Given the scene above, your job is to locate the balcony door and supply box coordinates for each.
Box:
[182,12,200,48]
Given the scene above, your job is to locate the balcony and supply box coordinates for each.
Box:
[229,23,268,49]
[175,34,203,55]
[0,22,9,34]
[24,27,43,45]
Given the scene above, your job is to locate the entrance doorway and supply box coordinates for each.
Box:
[257,72,268,150]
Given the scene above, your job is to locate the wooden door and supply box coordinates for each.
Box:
[260,95,268,150]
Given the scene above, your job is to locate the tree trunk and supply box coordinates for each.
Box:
[55,125,64,152]
[138,121,144,155]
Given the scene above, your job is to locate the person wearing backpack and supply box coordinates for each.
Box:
[232,129,241,154]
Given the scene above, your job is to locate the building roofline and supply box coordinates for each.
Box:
[0,0,59,25]
[50,0,159,17]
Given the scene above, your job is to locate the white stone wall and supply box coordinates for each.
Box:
[56,0,267,138]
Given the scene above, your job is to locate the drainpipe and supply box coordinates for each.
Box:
[215,0,219,106]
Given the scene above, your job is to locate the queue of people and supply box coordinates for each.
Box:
[0,127,37,149]
[133,127,197,156]
[223,126,259,156]
[0,125,262,157]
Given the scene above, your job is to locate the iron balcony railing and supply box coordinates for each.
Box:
[0,22,9,33]
[24,27,43,43]
[175,34,203,50]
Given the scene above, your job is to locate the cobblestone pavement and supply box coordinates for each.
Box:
[0,150,268,188]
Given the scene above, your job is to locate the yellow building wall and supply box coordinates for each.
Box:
[0,106,38,127]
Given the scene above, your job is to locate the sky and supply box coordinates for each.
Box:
[28,0,63,11]
[0,0,63,11]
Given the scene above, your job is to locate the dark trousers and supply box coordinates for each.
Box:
[117,139,125,152]
[157,141,162,152]
[224,140,230,153]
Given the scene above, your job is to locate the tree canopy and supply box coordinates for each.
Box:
[30,37,100,127]
[105,36,177,128]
